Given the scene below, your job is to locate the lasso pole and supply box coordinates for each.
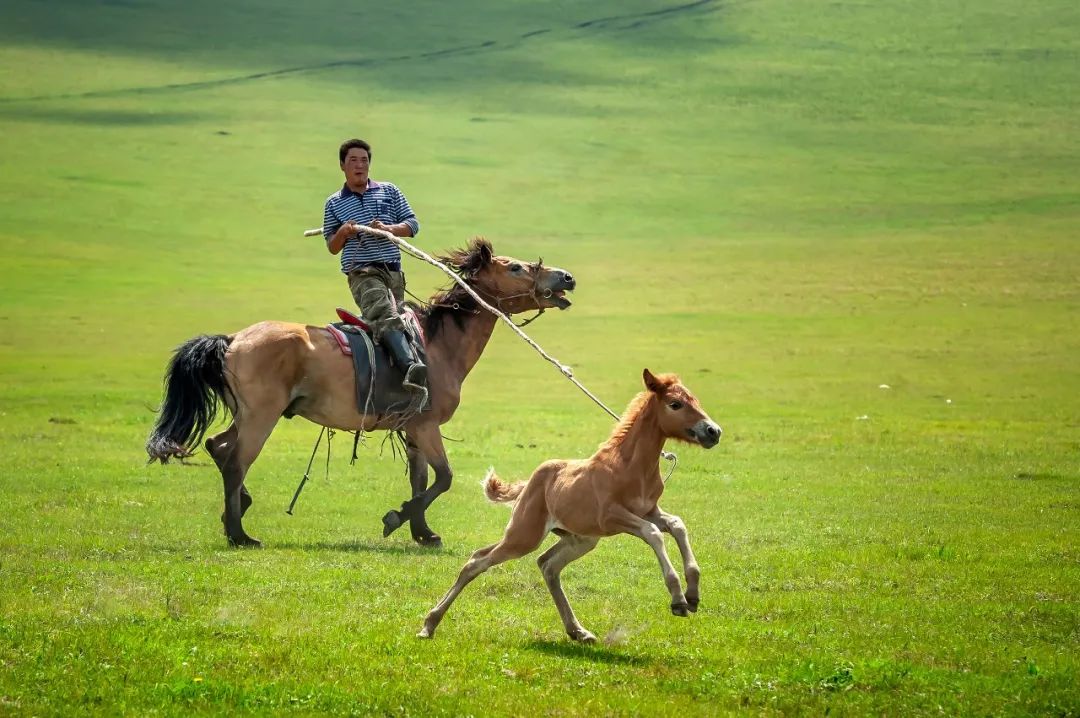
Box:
[303,226,677,469]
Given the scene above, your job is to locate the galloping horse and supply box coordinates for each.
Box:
[419,369,721,642]
[146,238,576,548]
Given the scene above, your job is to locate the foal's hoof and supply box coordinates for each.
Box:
[671,602,690,617]
[416,625,434,639]
[413,533,443,549]
[382,510,404,537]
[569,629,597,644]
[687,596,700,613]
[228,535,262,548]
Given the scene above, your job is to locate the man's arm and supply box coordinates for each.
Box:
[322,199,359,255]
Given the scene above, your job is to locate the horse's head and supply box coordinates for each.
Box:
[439,237,576,314]
[643,369,722,448]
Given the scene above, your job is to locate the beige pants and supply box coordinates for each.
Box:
[346,267,406,340]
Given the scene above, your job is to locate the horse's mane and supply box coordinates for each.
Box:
[412,237,493,339]
[597,373,679,451]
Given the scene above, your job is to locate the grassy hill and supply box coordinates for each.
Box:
[1,1,1077,715]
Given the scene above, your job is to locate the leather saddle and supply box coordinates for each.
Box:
[326,307,431,415]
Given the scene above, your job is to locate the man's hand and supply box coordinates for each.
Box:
[369,220,414,238]
[327,221,362,255]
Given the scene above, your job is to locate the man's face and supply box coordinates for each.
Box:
[341,148,371,186]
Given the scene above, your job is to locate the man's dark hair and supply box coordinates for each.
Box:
[339,139,372,163]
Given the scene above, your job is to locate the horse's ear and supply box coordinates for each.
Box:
[643,368,664,394]
[476,237,493,266]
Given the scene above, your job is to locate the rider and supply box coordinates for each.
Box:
[322,138,426,394]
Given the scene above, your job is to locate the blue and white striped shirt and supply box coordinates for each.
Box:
[322,180,420,273]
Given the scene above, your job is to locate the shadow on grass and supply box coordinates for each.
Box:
[1012,471,1072,481]
[524,638,653,666]
[139,539,448,558]
[0,105,211,125]
[0,1,724,104]
[270,539,449,556]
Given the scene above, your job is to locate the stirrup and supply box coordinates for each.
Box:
[402,363,428,393]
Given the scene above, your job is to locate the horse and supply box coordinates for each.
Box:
[418,369,722,643]
[145,237,576,548]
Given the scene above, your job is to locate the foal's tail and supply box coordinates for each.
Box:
[482,467,526,504]
[146,334,234,464]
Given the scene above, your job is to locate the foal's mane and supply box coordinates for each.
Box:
[412,237,494,339]
[598,373,680,451]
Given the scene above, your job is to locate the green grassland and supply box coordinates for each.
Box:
[1,0,1078,715]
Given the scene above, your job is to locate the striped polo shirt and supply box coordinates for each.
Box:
[321,180,420,273]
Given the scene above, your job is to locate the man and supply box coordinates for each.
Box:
[322,138,426,394]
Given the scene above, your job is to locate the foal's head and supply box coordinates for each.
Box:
[643,369,722,448]
[438,237,576,314]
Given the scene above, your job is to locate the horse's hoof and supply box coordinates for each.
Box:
[671,602,690,617]
[569,629,597,644]
[687,596,700,613]
[417,626,434,639]
[228,535,262,548]
[382,510,404,537]
[413,533,443,549]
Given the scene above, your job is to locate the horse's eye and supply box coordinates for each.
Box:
[668,401,684,411]
[509,263,523,273]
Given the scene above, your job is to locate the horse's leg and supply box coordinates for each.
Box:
[239,483,253,517]
[605,506,690,616]
[537,533,600,642]
[383,422,451,540]
[405,436,440,547]
[207,425,254,533]
[220,411,281,548]
[208,425,236,535]
[646,505,700,612]
[418,496,549,638]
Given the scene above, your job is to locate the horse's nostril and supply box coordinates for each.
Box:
[563,272,574,285]
[707,424,720,438]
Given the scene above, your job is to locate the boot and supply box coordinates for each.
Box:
[382,329,427,394]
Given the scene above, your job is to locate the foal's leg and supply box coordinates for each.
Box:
[606,506,690,616]
[646,506,701,612]
[418,499,548,638]
[416,541,498,638]
[537,533,600,642]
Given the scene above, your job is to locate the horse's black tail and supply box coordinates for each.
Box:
[146,334,234,464]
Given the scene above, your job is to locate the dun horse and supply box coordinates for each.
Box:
[419,369,721,642]
[146,238,576,548]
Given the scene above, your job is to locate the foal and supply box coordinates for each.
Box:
[419,369,722,642]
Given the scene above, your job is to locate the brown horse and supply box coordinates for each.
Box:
[146,238,576,548]
[418,369,721,642]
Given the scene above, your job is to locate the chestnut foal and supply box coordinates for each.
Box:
[419,369,721,642]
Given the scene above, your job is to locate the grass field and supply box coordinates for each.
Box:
[1,0,1078,715]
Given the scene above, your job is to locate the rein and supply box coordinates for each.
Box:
[302,225,677,477]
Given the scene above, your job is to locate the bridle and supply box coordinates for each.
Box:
[494,257,549,327]
[423,258,551,327]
